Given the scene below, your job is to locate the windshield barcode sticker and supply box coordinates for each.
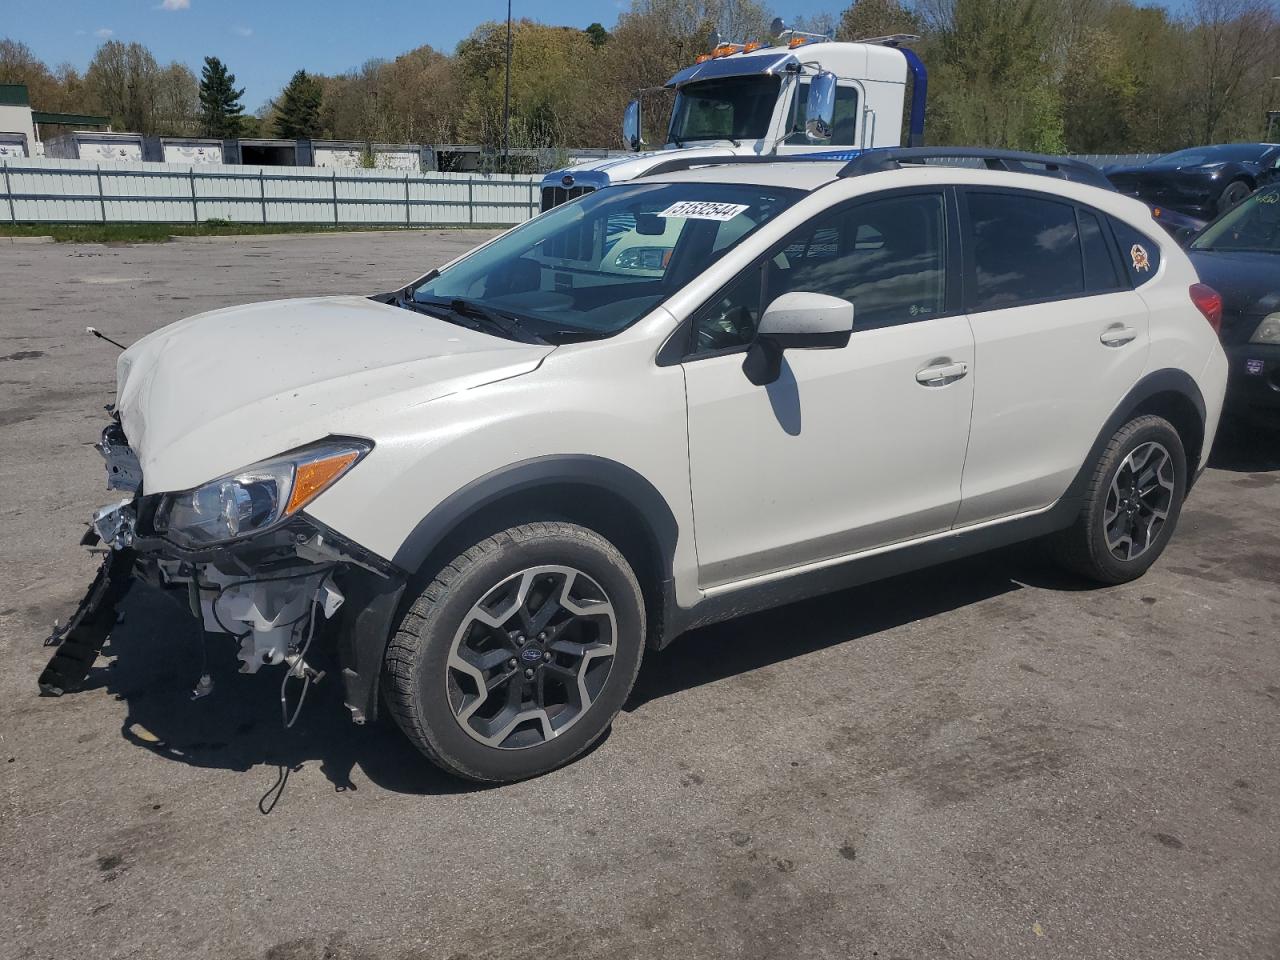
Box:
[657,201,749,221]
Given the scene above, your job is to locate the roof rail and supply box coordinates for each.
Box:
[838,147,1114,190]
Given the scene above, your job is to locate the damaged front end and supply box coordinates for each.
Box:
[40,420,405,727]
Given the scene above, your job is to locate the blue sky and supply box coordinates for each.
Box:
[6,0,1187,112]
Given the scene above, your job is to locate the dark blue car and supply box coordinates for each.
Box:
[1186,184,1280,422]
[1108,143,1280,220]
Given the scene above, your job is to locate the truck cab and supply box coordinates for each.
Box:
[539,33,927,211]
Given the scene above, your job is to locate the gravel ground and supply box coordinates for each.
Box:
[1,232,1278,960]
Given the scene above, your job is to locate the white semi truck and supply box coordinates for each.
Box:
[539,29,928,210]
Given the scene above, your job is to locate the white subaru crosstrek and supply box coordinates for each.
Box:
[45,149,1228,783]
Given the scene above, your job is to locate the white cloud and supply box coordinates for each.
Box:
[95,27,114,38]
[158,0,190,9]
[232,25,253,36]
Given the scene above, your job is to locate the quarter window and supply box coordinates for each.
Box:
[968,192,1084,310]
[1109,218,1162,286]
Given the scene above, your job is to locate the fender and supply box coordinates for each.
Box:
[390,454,681,577]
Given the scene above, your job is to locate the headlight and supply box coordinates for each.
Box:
[156,439,370,548]
[1251,313,1280,344]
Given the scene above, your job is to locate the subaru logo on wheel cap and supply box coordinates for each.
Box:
[520,647,543,663]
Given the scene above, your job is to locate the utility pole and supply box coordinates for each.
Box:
[503,0,513,170]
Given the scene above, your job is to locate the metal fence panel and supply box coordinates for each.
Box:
[0,158,542,227]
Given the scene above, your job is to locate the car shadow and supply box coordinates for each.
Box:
[625,544,1066,710]
[90,543,1084,801]
[1208,415,1280,472]
[89,587,479,803]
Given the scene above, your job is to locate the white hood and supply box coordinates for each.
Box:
[552,143,756,183]
[116,296,552,493]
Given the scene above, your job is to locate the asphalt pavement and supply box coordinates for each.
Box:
[1,231,1278,960]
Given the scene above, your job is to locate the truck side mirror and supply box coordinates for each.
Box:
[622,100,644,153]
[805,72,837,142]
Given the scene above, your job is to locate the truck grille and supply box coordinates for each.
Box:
[541,185,595,212]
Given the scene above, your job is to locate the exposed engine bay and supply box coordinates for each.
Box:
[39,419,404,728]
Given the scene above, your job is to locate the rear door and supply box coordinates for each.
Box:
[954,189,1151,526]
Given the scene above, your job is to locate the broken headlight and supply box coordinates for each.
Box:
[155,439,370,548]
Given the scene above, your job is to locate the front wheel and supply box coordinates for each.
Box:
[1053,415,1187,584]
[383,521,645,783]
[1217,179,1252,215]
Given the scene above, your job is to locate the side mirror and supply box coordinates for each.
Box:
[805,72,838,142]
[743,292,853,386]
[622,100,644,152]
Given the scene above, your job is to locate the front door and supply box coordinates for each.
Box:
[680,190,975,587]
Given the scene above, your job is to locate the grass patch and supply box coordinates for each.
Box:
[0,222,488,243]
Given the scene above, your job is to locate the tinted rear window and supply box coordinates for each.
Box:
[1109,218,1161,286]
[967,192,1083,310]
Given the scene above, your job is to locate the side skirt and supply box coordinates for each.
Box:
[658,496,1081,646]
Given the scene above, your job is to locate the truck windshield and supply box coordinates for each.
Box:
[408,181,801,339]
[668,75,781,144]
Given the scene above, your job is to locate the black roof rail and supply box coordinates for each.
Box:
[838,147,1115,191]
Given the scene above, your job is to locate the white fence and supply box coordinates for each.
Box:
[0,158,542,226]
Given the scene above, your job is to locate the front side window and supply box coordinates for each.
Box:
[1190,185,1280,255]
[967,192,1084,310]
[668,76,781,143]
[783,81,860,146]
[410,182,799,340]
[689,192,947,354]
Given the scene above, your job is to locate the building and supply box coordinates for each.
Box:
[0,83,111,157]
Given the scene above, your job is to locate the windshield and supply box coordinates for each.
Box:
[1156,144,1270,165]
[668,75,780,144]
[408,181,801,338]
[1191,186,1280,254]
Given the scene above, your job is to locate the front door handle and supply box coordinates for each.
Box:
[915,360,969,386]
[1100,325,1137,347]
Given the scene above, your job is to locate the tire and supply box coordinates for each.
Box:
[1053,415,1187,585]
[383,521,645,783]
[1216,179,1252,215]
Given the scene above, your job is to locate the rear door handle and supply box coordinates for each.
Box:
[915,360,969,386]
[1100,325,1137,347]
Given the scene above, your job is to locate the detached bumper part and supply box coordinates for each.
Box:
[38,548,135,696]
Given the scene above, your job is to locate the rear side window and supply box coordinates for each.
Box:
[967,192,1083,310]
[1109,217,1161,286]
[1078,209,1124,292]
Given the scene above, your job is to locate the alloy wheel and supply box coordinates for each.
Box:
[446,565,617,749]
[1104,441,1176,562]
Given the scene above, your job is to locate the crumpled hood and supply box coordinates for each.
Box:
[116,295,552,493]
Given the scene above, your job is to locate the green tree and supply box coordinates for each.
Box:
[198,56,245,138]
[273,69,322,138]
[585,22,610,48]
[926,0,1066,152]
[836,0,921,40]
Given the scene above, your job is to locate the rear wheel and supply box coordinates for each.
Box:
[1217,179,1252,215]
[1054,415,1187,584]
[383,521,645,783]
